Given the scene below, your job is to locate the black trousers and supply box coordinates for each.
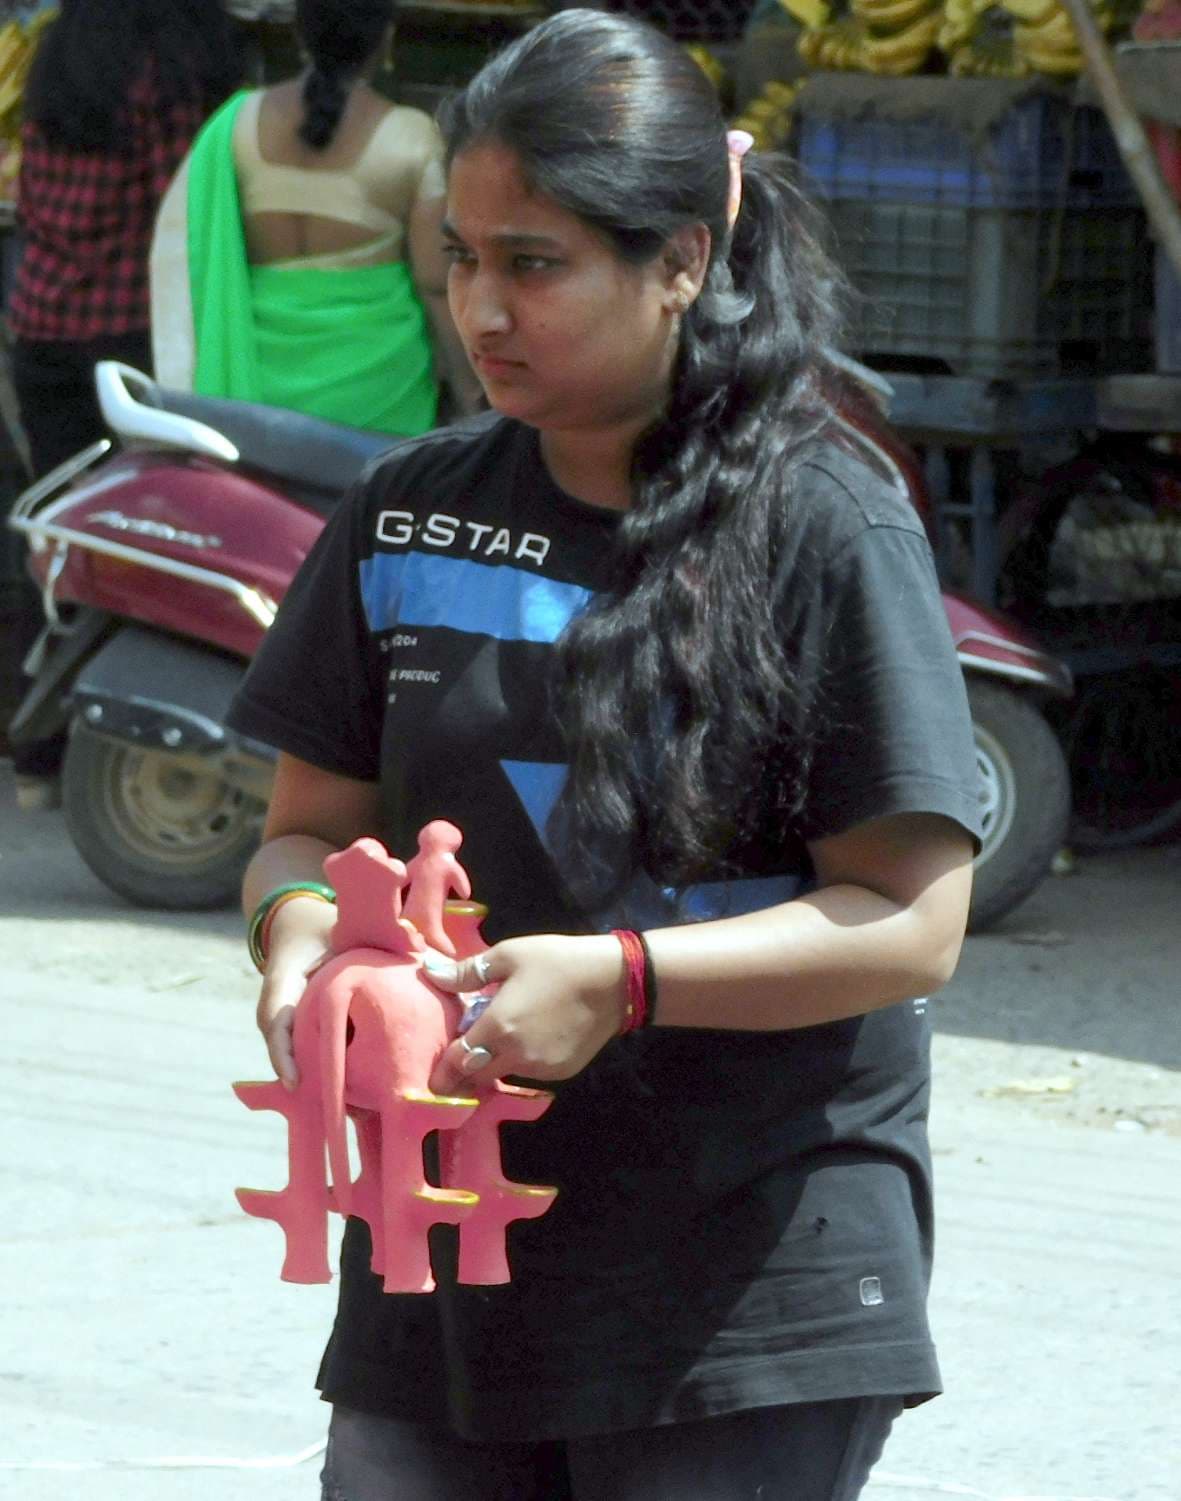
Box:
[320,1396,906,1501]
[10,330,153,479]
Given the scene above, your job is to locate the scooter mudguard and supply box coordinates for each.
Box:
[70,624,274,786]
[945,591,1073,697]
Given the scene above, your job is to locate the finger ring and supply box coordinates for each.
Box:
[459,1038,493,1073]
[473,952,493,986]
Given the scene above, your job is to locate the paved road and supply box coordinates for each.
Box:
[1,761,1178,1501]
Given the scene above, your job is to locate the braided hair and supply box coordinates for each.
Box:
[295,0,394,150]
[441,9,847,902]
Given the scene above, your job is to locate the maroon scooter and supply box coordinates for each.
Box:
[6,360,1071,928]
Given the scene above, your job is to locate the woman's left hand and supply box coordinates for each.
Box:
[425,934,627,1094]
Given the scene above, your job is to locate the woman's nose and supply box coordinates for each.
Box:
[461,272,512,338]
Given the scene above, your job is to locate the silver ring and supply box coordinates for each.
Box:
[473,952,493,986]
[459,1038,493,1073]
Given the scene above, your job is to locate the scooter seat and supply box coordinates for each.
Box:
[151,384,398,513]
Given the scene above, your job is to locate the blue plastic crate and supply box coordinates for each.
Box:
[825,197,1153,378]
[797,93,1139,211]
[599,0,757,40]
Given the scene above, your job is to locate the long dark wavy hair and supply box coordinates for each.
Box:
[23,0,238,153]
[442,10,847,902]
[295,0,394,150]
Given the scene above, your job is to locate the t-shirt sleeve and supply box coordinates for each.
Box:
[793,521,984,849]
[225,482,383,781]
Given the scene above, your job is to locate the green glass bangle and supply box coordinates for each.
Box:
[247,880,336,974]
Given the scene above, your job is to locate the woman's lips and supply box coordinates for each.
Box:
[472,352,525,378]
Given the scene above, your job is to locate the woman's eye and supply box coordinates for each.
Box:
[442,244,474,265]
[514,255,559,273]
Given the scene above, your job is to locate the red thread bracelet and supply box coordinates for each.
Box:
[611,928,650,1034]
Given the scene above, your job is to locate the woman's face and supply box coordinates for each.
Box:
[444,143,688,435]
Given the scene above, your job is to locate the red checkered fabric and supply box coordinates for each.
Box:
[8,61,207,342]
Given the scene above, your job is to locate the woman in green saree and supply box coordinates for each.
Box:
[150,0,480,435]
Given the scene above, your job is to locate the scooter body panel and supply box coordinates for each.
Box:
[22,453,324,659]
[944,590,1073,696]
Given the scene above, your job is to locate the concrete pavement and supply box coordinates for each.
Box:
[1,762,1177,1500]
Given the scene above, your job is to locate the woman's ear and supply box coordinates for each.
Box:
[661,223,711,314]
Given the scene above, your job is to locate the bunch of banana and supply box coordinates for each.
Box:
[1012,3,1085,73]
[853,0,940,32]
[1008,0,1137,75]
[860,5,944,69]
[799,0,942,74]
[0,20,27,135]
[0,8,56,143]
[799,15,867,69]
[685,44,730,97]
[939,0,994,50]
[731,80,799,152]
[779,0,834,31]
[945,4,1032,74]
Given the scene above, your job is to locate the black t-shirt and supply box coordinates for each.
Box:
[227,413,983,1442]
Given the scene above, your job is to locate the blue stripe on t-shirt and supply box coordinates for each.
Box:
[501,759,567,831]
[358,552,594,643]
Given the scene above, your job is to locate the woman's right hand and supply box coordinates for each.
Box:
[256,895,338,1088]
[242,756,381,1087]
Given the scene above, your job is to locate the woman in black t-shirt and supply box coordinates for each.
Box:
[229,10,981,1499]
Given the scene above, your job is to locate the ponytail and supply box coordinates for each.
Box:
[294,0,392,151]
[553,160,845,898]
[299,64,348,149]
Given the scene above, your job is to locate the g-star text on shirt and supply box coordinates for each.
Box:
[376,510,552,567]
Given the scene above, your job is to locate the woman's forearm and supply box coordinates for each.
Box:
[641,872,970,1031]
[241,832,340,918]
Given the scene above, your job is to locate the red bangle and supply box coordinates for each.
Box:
[611,928,650,1034]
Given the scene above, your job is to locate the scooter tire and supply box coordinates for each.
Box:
[62,722,262,910]
[967,678,1071,933]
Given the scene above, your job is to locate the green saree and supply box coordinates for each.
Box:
[185,92,437,437]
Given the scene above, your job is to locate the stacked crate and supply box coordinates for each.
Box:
[795,82,1155,377]
[597,0,759,41]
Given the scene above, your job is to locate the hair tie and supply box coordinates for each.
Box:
[726,129,754,231]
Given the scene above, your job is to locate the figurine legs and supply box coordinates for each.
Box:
[233,1079,332,1284]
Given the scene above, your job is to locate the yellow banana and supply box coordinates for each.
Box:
[1018,41,1084,70]
[732,83,797,153]
[1015,7,1080,46]
[940,0,990,46]
[808,17,869,68]
[1001,0,1062,23]
[951,40,1031,74]
[0,22,25,91]
[861,8,942,66]
[781,0,833,27]
[685,44,728,95]
[853,0,938,32]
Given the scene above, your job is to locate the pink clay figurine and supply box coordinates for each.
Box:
[233,823,557,1293]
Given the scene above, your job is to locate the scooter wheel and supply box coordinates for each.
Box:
[61,722,263,909]
[967,678,1071,932]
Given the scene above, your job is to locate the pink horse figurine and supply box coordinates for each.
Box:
[233,822,557,1293]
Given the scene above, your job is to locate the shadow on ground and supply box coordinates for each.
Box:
[938,840,1180,1069]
